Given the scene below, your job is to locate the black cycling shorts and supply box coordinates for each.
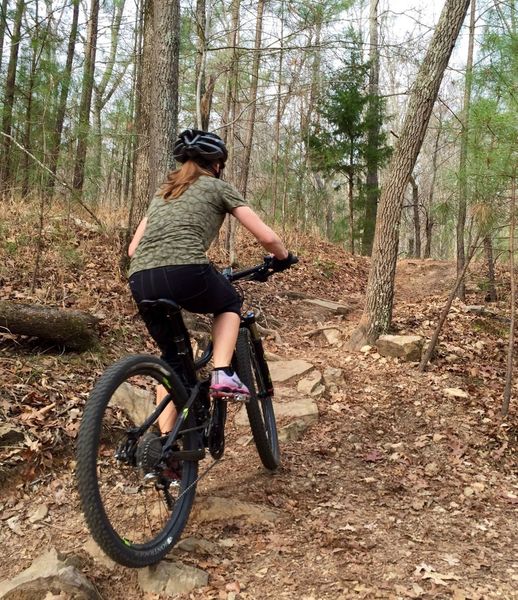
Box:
[128,264,242,374]
[129,264,242,316]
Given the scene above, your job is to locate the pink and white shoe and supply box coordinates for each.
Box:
[210,370,250,402]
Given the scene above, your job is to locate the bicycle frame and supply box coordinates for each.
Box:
[135,259,278,464]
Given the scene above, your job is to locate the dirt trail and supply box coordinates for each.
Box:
[0,253,516,599]
[395,259,457,302]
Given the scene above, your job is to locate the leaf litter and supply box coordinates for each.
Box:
[0,211,517,598]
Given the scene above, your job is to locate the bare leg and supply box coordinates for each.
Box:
[156,384,177,434]
[212,312,240,368]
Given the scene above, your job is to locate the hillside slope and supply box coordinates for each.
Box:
[0,213,516,599]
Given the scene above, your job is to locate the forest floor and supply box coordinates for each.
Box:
[0,212,516,600]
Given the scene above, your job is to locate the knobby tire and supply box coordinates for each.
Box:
[235,329,280,470]
[76,354,199,567]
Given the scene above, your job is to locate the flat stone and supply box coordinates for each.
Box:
[301,299,349,315]
[192,496,279,524]
[297,371,322,395]
[138,560,208,596]
[274,398,319,425]
[237,396,319,428]
[376,335,424,362]
[0,547,100,599]
[278,419,308,442]
[323,328,342,345]
[443,388,469,399]
[28,504,48,524]
[310,383,325,397]
[111,382,155,424]
[174,537,219,555]
[83,538,116,569]
[268,360,314,383]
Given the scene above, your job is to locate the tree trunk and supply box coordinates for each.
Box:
[195,0,210,129]
[424,212,433,258]
[0,0,9,73]
[47,0,79,199]
[456,0,476,301]
[361,0,380,256]
[502,175,516,417]
[0,0,25,200]
[483,235,497,302]
[72,0,100,201]
[272,0,285,221]
[238,0,265,197]
[410,174,421,258]
[149,0,180,195]
[423,120,442,258]
[348,171,355,254]
[129,0,153,235]
[93,0,126,188]
[222,0,241,263]
[347,0,471,350]
[0,301,99,351]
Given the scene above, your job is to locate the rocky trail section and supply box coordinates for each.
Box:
[0,225,517,599]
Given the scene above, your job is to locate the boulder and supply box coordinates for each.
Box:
[0,548,100,599]
[138,560,208,596]
[111,382,155,424]
[268,359,314,383]
[192,496,279,524]
[376,335,424,362]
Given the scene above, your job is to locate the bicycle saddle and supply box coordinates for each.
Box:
[138,298,181,316]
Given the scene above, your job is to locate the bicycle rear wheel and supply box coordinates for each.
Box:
[235,329,280,470]
[76,354,199,568]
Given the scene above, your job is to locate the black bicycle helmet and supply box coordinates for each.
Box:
[173,129,228,165]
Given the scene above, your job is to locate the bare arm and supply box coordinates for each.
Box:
[128,217,148,257]
[231,206,288,259]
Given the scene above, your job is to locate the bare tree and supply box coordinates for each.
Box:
[502,175,516,417]
[456,0,476,300]
[149,0,180,195]
[348,0,471,349]
[0,0,25,199]
[361,0,380,256]
[47,0,80,199]
[0,0,8,73]
[238,0,265,197]
[72,0,100,201]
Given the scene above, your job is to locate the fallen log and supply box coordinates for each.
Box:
[0,300,99,351]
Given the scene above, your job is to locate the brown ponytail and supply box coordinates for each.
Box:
[158,160,214,200]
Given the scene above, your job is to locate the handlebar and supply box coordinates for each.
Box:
[225,255,298,283]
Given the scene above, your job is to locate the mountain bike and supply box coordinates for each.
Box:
[76,256,296,568]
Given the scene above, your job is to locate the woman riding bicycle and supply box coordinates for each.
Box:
[128,129,294,429]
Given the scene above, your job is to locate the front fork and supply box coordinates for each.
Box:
[240,311,274,397]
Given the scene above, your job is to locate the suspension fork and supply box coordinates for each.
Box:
[241,311,274,397]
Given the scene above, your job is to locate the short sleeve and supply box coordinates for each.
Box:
[218,180,247,212]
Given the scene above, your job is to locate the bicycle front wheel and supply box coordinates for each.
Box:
[76,354,199,568]
[235,329,280,470]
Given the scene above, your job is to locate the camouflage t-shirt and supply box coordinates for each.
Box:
[128,176,247,276]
